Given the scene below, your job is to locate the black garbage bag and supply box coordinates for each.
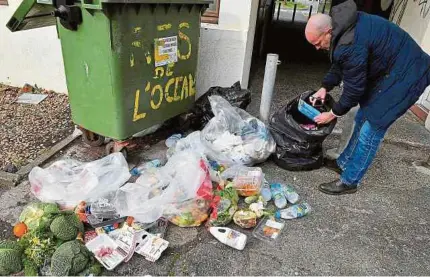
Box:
[189,81,251,129]
[269,90,337,171]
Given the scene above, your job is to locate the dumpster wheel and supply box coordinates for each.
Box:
[105,141,128,160]
[81,129,105,147]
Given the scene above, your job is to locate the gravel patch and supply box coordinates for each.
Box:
[0,84,74,171]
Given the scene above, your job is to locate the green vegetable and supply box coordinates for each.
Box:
[50,214,84,241]
[207,185,239,227]
[244,195,258,204]
[19,202,60,231]
[23,259,38,276]
[78,261,102,276]
[19,231,57,269]
[0,240,23,254]
[50,240,91,276]
[0,240,23,275]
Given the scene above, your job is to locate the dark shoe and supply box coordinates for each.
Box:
[323,158,343,174]
[318,180,357,195]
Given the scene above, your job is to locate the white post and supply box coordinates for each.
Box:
[260,53,279,123]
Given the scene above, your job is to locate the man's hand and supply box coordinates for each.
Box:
[310,88,327,106]
[314,112,336,125]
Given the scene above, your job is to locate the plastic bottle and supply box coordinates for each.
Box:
[209,227,247,250]
[270,183,287,209]
[260,179,272,202]
[275,203,311,220]
[130,159,162,176]
[281,184,299,204]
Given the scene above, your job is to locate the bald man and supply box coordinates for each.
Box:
[304,0,430,195]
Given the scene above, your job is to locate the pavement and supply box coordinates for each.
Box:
[1,21,430,276]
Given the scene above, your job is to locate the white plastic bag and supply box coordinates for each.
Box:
[114,150,213,226]
[167,131,207,158]
[201,95,276,166]
[29,153,131,208]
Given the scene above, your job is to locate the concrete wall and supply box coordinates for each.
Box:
[390,0,430,129]
[394,0,430,48]
[0,0,259,97]
[196,0,259,97]
[0,0,67,92]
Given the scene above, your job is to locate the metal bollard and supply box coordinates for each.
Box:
[277,2,281,20]
[260,54,280,123]
[292,3,297,23]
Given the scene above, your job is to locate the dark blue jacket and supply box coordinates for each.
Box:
[322,0,430,128]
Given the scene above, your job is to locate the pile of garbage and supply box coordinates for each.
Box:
[1,88,322,275]
[269,91,337,171]
[0,202,102,276]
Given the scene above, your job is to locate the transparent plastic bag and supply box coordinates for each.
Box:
[201,96,275,166]
[29,153,131,208]
[169,131,207,158]
[114,151,213,226]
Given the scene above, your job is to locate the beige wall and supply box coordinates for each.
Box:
[398,2,430,47]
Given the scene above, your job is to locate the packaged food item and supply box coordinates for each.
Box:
[134,231,169,262]
[252,216,285,243]
[86,234,127,270]
[84,230,98,243]
[233,210,257,229]
[233,167,263,197]
[114,225,138,262]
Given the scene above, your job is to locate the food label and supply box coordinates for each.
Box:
[135,231,169,262]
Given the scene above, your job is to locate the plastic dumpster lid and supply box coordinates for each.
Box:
[6,0,56,32]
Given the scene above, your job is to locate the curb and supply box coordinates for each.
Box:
[0,130,82,187]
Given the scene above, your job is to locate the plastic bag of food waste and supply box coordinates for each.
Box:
[190,81,251,129]
[201,96,275,166]
[269,91,337,171]
[29,153,130,208]
[206,182,239,227]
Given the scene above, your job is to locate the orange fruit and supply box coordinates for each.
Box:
[13,222,28,238]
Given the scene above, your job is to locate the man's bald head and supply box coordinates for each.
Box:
[305,13,333,50]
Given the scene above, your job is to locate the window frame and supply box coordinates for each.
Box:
[202,0,220,24]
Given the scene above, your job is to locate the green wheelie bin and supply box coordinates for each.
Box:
[7,0,211,149]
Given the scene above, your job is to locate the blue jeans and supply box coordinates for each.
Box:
[337,109,389,186]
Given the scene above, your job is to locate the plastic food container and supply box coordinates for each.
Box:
[233,210,257,229]
[233,167,263,197]
[85,234,127,270]
[252,216,285,243]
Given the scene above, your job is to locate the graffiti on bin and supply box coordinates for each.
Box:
[133,74,196,121]
[130,22,194,122]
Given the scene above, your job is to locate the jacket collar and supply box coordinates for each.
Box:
[329,0,358,61]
